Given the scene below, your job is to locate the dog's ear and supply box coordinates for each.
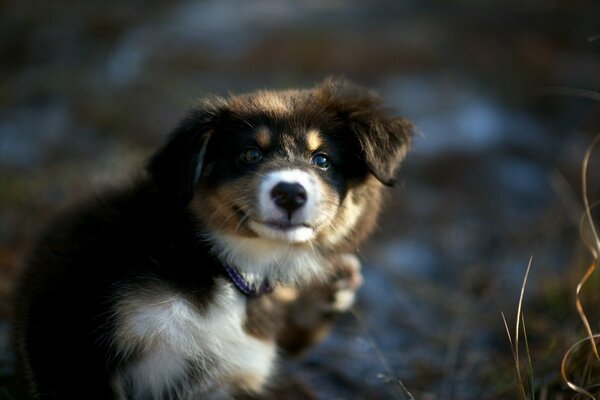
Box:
[317,78,413,186]
[146,97,226,204]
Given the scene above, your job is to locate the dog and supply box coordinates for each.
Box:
[13,77,412,399]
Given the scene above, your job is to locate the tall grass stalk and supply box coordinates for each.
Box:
[502,257,534,400]
[561,134,600,398]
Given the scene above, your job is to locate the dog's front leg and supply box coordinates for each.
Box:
[275,253,363,356]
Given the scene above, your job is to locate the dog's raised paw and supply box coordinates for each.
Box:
[324,253,363,313]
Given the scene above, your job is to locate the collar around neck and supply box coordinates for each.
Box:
[222,264,273,298]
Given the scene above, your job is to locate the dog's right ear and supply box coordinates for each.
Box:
[146,97,226,204]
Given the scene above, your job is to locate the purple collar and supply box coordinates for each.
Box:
[222,264,273,297]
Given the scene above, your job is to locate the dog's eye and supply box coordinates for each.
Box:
[240,147,263,163]
[311,153,331,170]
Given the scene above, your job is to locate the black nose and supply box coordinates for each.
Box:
[271,182,307,214]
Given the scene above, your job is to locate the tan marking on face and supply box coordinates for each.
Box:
[319,192,363,247]
[316,176,383,250]
[254,127,271,149]
[306,130,322,152]
[190,176,260,238]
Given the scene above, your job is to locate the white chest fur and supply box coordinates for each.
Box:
[112,279,276,399]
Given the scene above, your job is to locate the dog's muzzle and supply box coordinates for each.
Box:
[249,169,320,243]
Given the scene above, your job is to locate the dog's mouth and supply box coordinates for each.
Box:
[230,205,315,243]
[248,220,315,243]
[262,220,311,231]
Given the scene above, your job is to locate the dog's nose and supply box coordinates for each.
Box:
[271,182,307,214]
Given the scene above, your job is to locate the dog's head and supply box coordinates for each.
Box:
[147,78,412,284]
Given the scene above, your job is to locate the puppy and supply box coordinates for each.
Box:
[13,78,412,399]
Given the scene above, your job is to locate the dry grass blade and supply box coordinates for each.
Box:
[577,134,600,361]
[501,257,533,400]
[575,262,599,361]
[502,312,527,400]
[521,314,535,400]
[578,207,600,262]
[515,257,533,371]
[561,134,600,398]
[560,334,600,400]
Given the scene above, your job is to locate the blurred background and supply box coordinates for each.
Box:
[1,1,599,398]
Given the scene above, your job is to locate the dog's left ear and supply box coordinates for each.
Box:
[317,78,413,186]
[146,97,226,204]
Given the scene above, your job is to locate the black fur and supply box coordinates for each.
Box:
[146,98,226,204]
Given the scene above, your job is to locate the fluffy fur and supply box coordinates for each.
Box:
[13,78,412,399]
